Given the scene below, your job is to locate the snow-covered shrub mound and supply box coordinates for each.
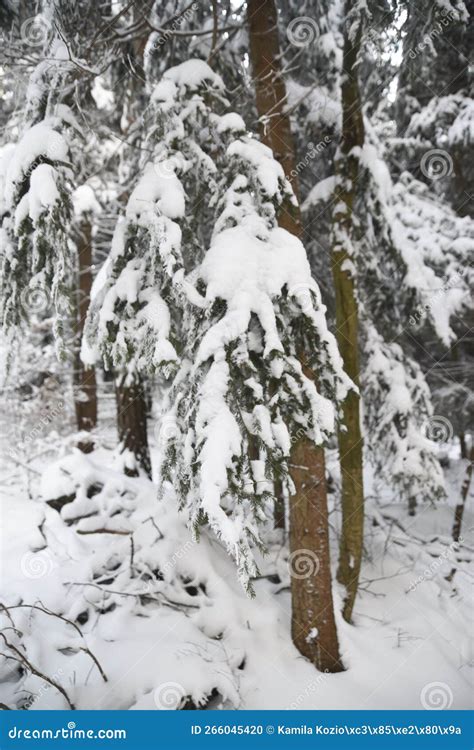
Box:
[1,451,288,709]
[1,449,472,710]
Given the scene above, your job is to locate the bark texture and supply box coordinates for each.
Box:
[115,372,151,478]
[247,0,301,234]
[111,5,152,477]
[73,218,97,453]
[331,0,365,623]
[290,437,344,672]
[452,444,473,544]
[446,443,472,582]
[248,0,342,672]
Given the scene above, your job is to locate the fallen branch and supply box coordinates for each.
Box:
[0,633,75,710]
[3,604,107,683]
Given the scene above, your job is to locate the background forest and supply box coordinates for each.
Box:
[0,0,472,711]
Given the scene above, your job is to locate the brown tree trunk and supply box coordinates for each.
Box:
[115,371,151,478]
[111,4,153,477]
[247,0,301,236]
[248,0,342,672]
[73,218,97,453]
[452,444,473,544]
[331,0,365,623]
[446,443,472,583]
[290,437,344,672]
[273,476,286,529]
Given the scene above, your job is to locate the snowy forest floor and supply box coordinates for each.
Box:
[0,380,472,711]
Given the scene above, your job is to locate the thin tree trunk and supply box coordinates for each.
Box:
[459,432,467,460]
[452,444,473,544]
[112,4,153,477]
[446,443,472,583]
[248,0,342,672]
[73,217,97,453]
[273,476,285,529]
[115,371,151,478]
[331,0,365,623]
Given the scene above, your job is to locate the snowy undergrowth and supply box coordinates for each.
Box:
[0,447,472,710]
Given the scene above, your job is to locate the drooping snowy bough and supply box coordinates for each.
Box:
[83,60,226,374]
[157,65,350,588]
[85,60,351,589]
[0,47,81,349]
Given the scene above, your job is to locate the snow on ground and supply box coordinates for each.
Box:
[0,429,472,711]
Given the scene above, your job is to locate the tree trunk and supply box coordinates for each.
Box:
[446,443,472,583]
[115,371,151,478]
[290,436,344,672]
[111,5,153,477]
[452,444,473,544]
[248,0,342,672]
[247,0,301,236]
[331,0,365,623]
[73,217,97,453]
[273,476,286,529]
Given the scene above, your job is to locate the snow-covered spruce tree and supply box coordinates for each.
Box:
[388,173,473,505]
[342,150,444,516]
[157,60,351,672]
[143,0,248,98]
[389,0,473,528]
[0,24,103,451]
[363,324,446,510]
[247,0,301,531]
[246,0,345,668]
[394,0,473,216]
[83,61,227,476]
[357,140,473,513]
[78,0,247,478]
[299,5,454,521]
[390,173,473,348]
[0,47,78,350]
